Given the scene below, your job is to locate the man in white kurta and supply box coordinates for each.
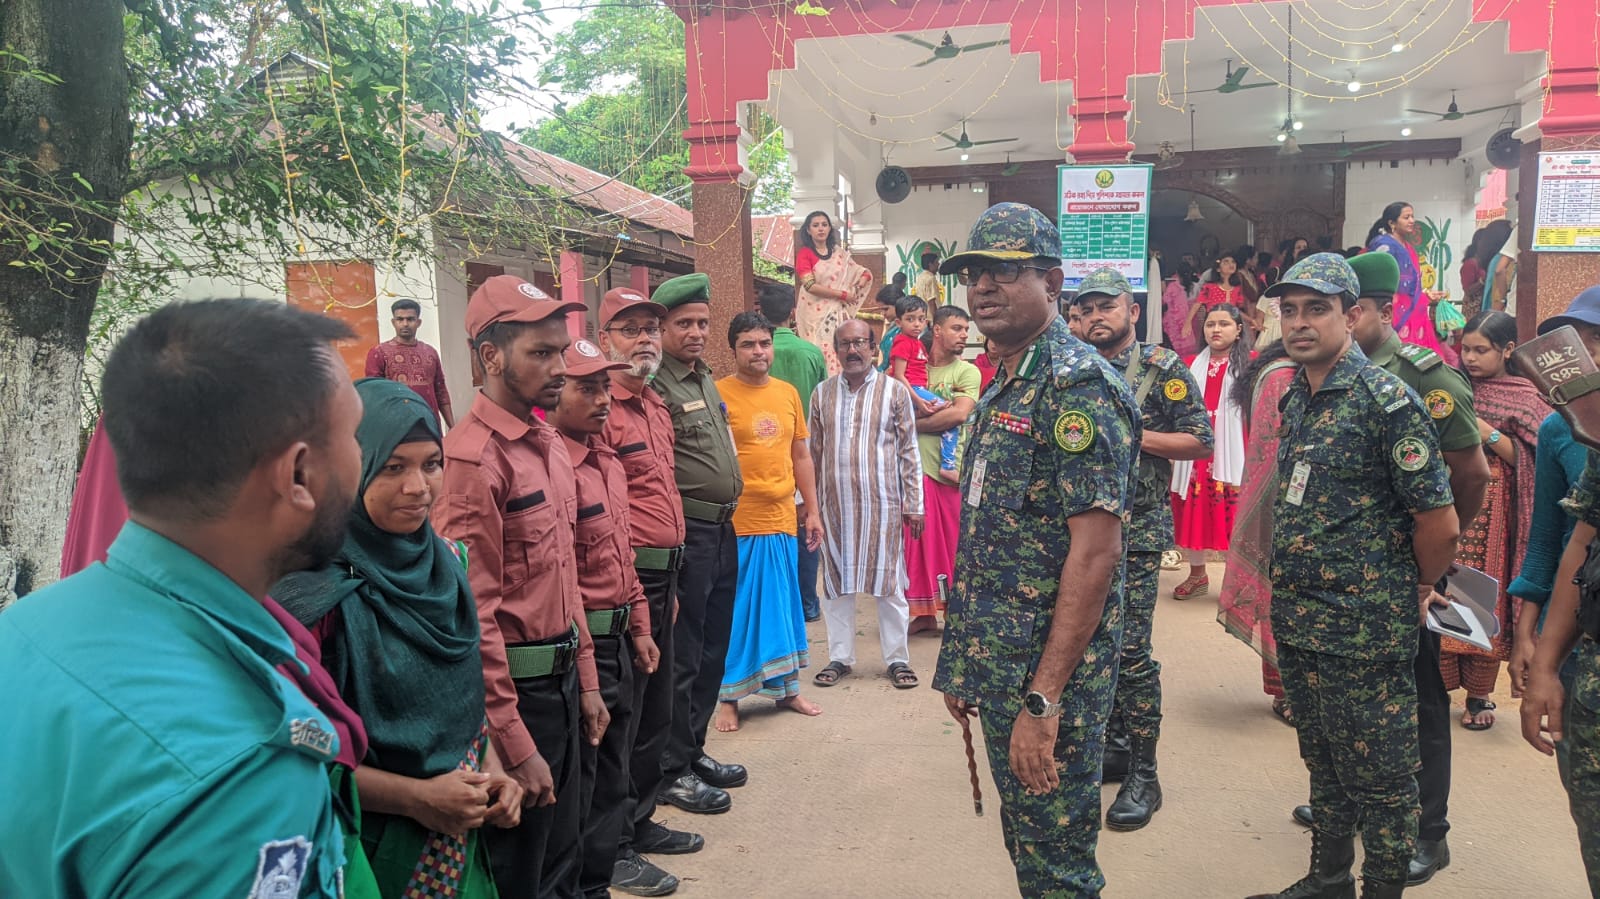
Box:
[808,320,925,688]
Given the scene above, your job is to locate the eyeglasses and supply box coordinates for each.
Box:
[605,324,661,339]
[956,261,1056,285]
[837,338,876,350]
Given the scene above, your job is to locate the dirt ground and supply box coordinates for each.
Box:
[650,563,1590,898]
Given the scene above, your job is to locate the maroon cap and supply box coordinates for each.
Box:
[466,275,586,340]
[562,337,629,377]
[599,286,664,329]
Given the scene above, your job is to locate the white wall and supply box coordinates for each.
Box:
[881,183,993,312]
[1342,158,1477,300]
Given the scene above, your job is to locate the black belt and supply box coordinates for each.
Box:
[682,496,738,523]
[633,545,685,571]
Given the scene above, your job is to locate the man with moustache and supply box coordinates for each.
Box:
[596,287,701,896]
[549,338,664,899]
[0,299,364,897]
[649,273,749,815]
[933,203,1141,896]
[433,275,610,899]
[1246,254,1458,899]
[1073,267,1213,831]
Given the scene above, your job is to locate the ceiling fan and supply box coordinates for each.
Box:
[1330,132,1392,158]
[1406,91,1517,122]
[1153,141,1184,170]
[937,121,1018,152]
[1190,58,1274,95]
[896,31,1008,67]
[1001,153,1022,176]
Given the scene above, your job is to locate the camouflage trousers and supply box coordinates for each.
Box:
[980,710,1107,898]
[1557,639,1600,896]
[1110,551,1163,741]
[1277,644,1420,883]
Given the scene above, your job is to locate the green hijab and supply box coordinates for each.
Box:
[276,378,483,779]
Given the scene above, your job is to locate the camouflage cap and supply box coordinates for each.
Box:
[1263,252,1360,300]
[1346,251,1400,301]
[1073,267,1134,301]
[938,203,1062,275]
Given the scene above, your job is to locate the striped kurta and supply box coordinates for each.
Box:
[809,370,924,597]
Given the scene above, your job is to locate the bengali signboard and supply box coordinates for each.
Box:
[1533,152,1600,252]
[1057,164,1152,290]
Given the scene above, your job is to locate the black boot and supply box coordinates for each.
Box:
[1406,838,1449,885]
[1360,878,1405,899]
[1105,736,1161,830]
[1102,717,1131,783]
[1244,831,1356,899]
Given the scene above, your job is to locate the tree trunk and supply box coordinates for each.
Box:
[0,0,130,603]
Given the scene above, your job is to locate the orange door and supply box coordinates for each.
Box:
[285,261,379,381]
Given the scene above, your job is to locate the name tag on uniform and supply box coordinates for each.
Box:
[967,457,987,508]
[1286,461,1310,506]
[682,399,707,412]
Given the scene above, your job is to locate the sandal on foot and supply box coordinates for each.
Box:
[1271,697,1294,726]
[887,662,919,689]
[1462,697,1496,731]
[1173,574,1210,600]
[814,661,850,687]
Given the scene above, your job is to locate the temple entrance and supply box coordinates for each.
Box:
[1149,190,1253,274]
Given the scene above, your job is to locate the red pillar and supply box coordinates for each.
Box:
[629,263,650,295]
[560,249,587,339]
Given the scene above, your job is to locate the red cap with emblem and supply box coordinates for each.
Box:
[599,286,665,329]
[562,337,629,377]
[466,275,586,341]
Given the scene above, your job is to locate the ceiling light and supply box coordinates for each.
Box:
[1184,198,1205,222]
[960,152,969,161]
[1347,78,1362,93]
[1276,131,1288,143]
[973,185,985,194]
[1281,135,1302,155]
[1390,38,1406,54]
[1401,126,1413,137]
[1292,119,1304,131]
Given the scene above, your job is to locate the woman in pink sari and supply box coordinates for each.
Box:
[1366,200,1458,365]
[1216,343,1297,722]
[795,210,873,374]
[1161,261,1200,358]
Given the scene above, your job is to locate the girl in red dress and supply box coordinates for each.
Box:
[1170,303,1251,599]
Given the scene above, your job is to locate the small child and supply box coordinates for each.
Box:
[889,298,959,481]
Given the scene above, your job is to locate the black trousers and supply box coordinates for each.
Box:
[1415,627,1452,841]
[579,633,636,898]
[620,565,677,848]
[661,517,738,779]
[486,665,581,899]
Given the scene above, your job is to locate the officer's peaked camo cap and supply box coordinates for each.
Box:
[938,203,1062,275]
[1263,252,1360,301]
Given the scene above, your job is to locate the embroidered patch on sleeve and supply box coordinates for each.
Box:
[1162,379,1188,401]
[1393,436,1430,472]
[1054,410,1096,453]
[252,837,311,899]
[1423,389,1454,420]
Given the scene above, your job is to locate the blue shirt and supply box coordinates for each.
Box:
[1508,413,1590,607]
[0,523,347,897]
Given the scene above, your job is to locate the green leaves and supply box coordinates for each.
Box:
[793,0,830,15]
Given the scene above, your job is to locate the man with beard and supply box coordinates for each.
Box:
[649,273,749,814]
[933,203,1141,896]
[434,275,609,899]
[1246,254,1458,899]
[597,287,701,896]
[1073,267,1213,832]
[0,299,363,897]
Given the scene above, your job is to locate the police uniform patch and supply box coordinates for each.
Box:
[1423,389,1454,420]
[1054,410,1095,453]
[252,836,311,899]
[1393,436,1430,472]
[1163,379,1188,401]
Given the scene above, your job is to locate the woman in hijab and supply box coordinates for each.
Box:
[277,378,523,898]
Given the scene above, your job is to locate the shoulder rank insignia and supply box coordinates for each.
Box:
[1398,343,1441,371]
[1054,410,1095,453]
[1422,389,1455,419]
[1163,379,1189,401]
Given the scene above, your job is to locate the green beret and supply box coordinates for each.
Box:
[652,273,711,310]
[1347,251,1400,301]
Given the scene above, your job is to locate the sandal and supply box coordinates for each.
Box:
[1173,574,1210,600]
[1462,697,1496,731]
[814,661,850,687]
[1160,550,1184,571]
[1271,697,1294,726]
[887,662,919,690]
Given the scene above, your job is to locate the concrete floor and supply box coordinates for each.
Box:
[651,563,1590,898]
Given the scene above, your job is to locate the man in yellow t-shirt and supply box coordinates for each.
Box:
[913,250,944,308]
[712,312,825,733]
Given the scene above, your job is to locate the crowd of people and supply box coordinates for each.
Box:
[2,193,1596,899]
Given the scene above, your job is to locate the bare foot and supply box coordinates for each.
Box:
[908,615,940,635]
[714,701,741,732]
[776,694,823,717]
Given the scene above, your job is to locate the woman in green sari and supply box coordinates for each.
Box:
[277,378,523,898]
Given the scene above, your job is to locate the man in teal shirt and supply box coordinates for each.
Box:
[758,283,829,621]
[0,299,366,898]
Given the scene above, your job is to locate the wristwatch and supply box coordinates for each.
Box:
[1023,690,1063,718]
[1487,429,1502,445]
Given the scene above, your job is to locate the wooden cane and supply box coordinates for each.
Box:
[958,712,984,817]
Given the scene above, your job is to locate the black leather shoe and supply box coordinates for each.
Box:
[1360,878,1405,899]
[692,754,748,789]
[1407,837,1450,885]
[612,849,679,897]
[635,820,705,855]
[1105,737,1161,831]
[1293,804,1315,828]
[657,773,731,815]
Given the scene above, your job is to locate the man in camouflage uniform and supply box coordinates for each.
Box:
[1286,250,1489,885]
[934,203,1141,898]
[1522,448,1600,895]
[1248,254,1459,899]
[1072,267,1213,831]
